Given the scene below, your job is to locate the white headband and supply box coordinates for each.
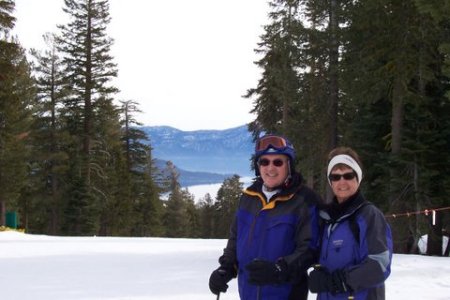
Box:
[327,154,363,185]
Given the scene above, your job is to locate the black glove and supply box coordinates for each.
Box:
[245,258,289,285]
[209,267,234,295]
[308,266,351,294]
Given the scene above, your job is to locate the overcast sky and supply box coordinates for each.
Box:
[13,0,270,131]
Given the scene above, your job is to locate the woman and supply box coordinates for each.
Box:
[308,147,393,300]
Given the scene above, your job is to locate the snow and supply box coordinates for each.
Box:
[418,234,449,256]
[1,231,449,300]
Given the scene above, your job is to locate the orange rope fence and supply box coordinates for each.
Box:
[385,206,450,219]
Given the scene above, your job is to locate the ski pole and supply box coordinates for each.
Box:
[256,286,261,300]
[216,292,220,300]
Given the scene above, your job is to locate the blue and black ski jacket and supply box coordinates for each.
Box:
[220,173,321,300]
[317,192,393,300]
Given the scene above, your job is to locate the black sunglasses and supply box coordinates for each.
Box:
[258,158,286,167]
[328,172,357,182]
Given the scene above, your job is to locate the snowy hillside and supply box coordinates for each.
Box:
[1,231,449,300]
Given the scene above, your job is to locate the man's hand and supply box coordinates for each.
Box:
[245,258,288,285]
[209,267,234,295]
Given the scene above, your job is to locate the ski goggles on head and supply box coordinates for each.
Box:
[255,135,288,152]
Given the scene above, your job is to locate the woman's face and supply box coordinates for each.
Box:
[329,165,359,203]
[258,154,289,191]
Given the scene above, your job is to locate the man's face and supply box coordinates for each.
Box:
[258,154,289,190]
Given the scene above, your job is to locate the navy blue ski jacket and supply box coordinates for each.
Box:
[220,173,321,300]
[317,192,393,300]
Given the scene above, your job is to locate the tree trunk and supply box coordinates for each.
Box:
[388,78,404,205]
[427,211,443,256]
[328,0,339,150]
[325,0,339,202]
[391,79,403,155]
[0,199,5,226]
[50,175,59,235]
[84,0,94,186]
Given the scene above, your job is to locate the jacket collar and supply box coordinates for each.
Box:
[246,172,304,198]
[320,191,366,222]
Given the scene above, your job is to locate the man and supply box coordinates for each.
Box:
[209,134,321,300]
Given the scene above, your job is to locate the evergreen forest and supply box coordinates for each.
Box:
[0,0,449,256]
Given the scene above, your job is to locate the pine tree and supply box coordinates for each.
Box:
[27,33,71,234]
[164,189,187,238]
[248,0,449,254]
[131,164,164,237]
[92,95,124,235]
[119,100,163,236]
[120,100,150,171]
[0,0,15,38]
[410,0,450,255]
[245,0,343,193]
[198,193,215,238]
[163,161,188,237]
[0,0,35,227]
[291,0,347,193]
[213,175,242,238]
[340,0,450,253]
[245,0,304,137]
[56,0,119,235]
[184,190,200,238]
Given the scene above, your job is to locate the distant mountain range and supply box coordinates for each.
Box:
[141,125,255,186]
